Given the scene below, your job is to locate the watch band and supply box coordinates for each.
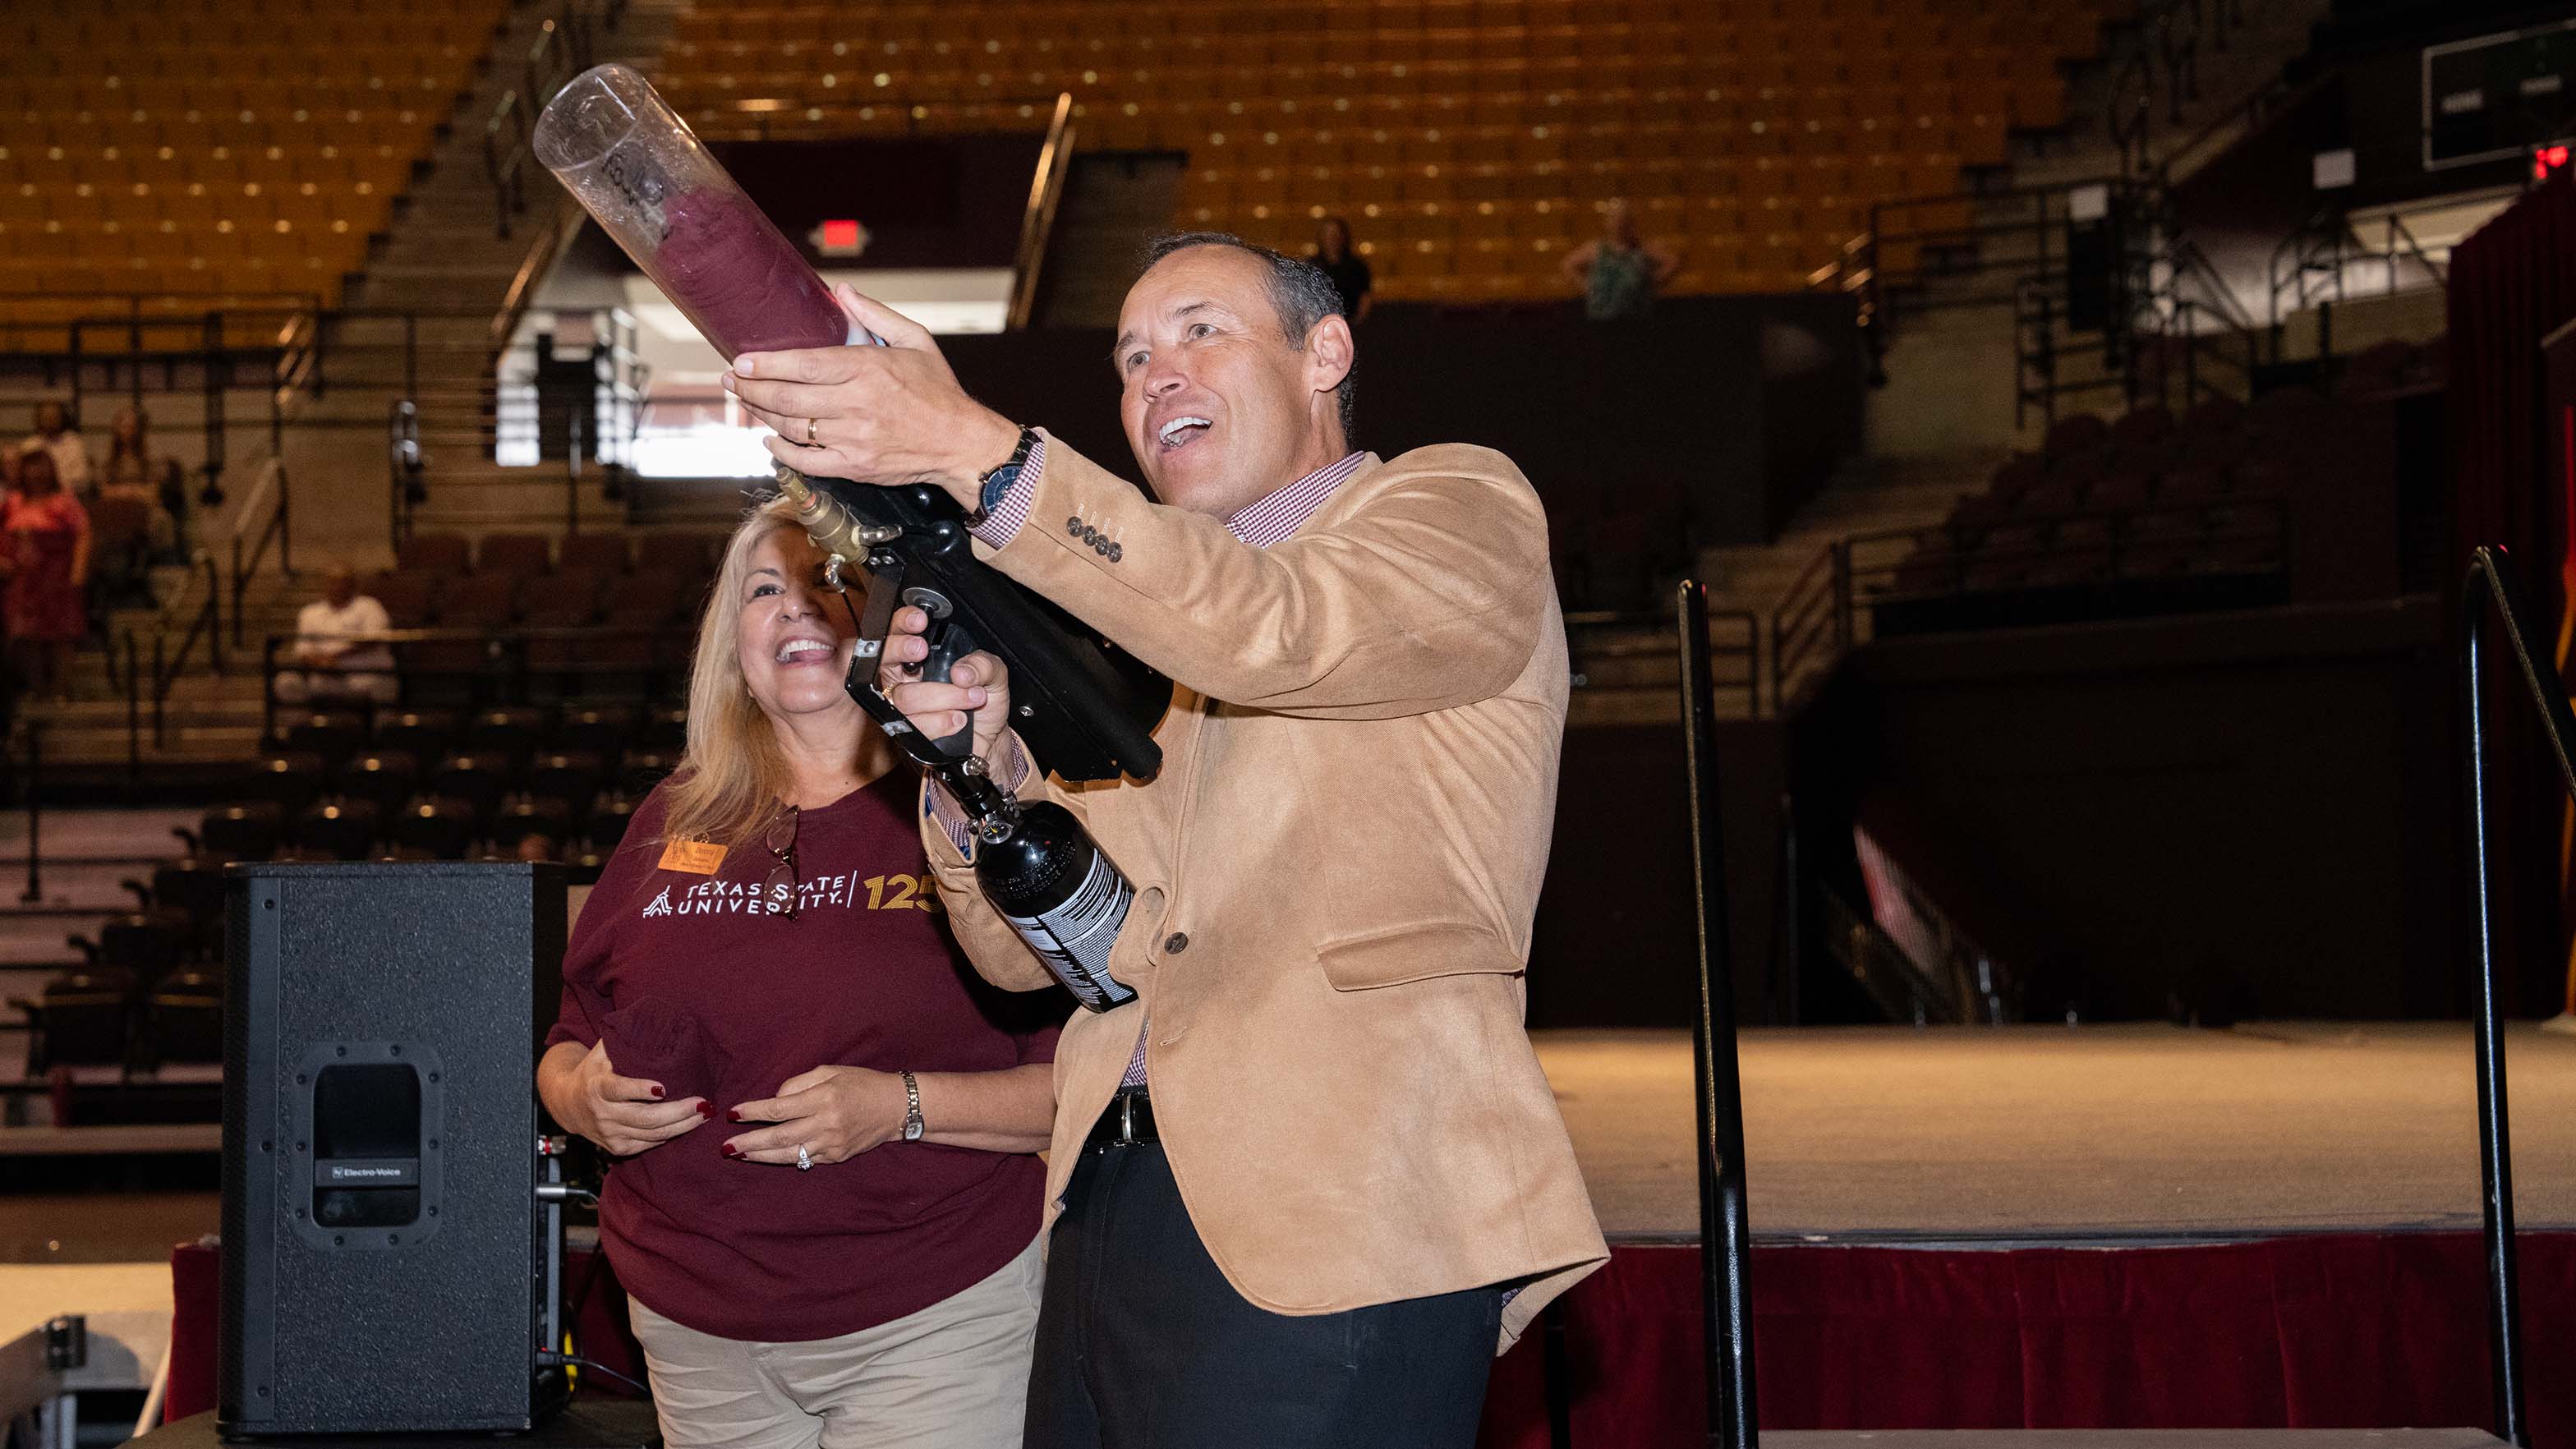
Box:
[967,424,1039,527]
[900,1070,925,1142]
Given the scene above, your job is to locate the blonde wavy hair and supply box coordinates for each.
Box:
[659,494,830,849]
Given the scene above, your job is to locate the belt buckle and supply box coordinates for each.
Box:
[1117,1091,1137,1146]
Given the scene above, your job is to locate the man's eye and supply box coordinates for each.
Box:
[1189,322,1215,339]
[1125,351,1148,371]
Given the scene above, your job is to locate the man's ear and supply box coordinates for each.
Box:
[1304,314,1355,399]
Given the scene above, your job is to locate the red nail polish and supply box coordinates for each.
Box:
[727,1108,743,1123]
[720,1143,742,1159]
[697,1102,715,1119]
[650,1085,665,1099]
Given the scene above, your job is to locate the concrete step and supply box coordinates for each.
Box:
[0,808,205,863]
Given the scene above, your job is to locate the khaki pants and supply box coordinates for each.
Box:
[627,1235,1042,1449]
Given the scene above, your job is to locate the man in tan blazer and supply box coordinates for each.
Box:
[724,235,1606,1447]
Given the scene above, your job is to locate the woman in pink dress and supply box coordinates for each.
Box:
[2,449,91,700]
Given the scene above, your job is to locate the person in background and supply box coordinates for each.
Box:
[18,402,92,497]
[1309,214,1373,324]
[274,564,398,708]
[538,497,1058,1449]
[0,450,91,702]
[98,407,182,559]
[1562,198,1677,320]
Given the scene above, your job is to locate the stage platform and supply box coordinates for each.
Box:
[30,1023,2576,1442]
[1538,1022,2576,1245]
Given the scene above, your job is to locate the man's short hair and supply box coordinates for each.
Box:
[1142,232,1357,443]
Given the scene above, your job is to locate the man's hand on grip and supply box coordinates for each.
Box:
[878,604,1014,767]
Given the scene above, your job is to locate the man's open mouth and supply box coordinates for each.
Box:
[1157,416,1212,452]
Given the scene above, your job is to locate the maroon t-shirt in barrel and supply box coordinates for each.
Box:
[545,771,1059,1343]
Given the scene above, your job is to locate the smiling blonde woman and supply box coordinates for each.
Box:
[536,496,1060,1449]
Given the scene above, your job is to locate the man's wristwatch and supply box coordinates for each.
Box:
[899,1070,925,1142]
[966,424,1039,527]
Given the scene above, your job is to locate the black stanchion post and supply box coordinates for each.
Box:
[20,721,40,905]
[2460,545,2561,1448]
[1676,579,1757,1449]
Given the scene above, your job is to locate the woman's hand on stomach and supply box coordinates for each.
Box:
[541,1040,712,1157]
[722,1065,906,1166]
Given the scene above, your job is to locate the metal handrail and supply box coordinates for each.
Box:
[1676,579,1757,1449]
[2459,544,2552,1447]
[487,89,531,240]
[1769,495,2290,711]
[148,551,225,748]
[686,91,1074,140]
[492,200,588,353]
[1007,92,1079,331]
[388,400,424,550]
[228,458,292,650]
[259,624,697,735]
[1562,607,1762,715]
[1819,885,1954,1026]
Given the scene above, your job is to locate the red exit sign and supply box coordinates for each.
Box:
[810,218,869,257]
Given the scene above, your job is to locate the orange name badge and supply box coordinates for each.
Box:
[656,840,727,876]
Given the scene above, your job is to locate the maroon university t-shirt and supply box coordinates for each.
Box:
[546,771,1058,1342]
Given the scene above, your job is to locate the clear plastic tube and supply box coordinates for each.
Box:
[534,64,858,361]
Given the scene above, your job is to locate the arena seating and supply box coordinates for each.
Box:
[226,701,681,868]
[1862,385,2358,633]
[365,528,720,628]
[652,0,2127,300]
[0,0,509,349]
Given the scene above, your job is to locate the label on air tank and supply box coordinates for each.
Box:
[1000,852,1138,1012]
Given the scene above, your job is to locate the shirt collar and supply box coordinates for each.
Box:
[1222,451,1368,549]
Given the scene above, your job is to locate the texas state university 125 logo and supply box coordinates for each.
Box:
[640,873,941,919]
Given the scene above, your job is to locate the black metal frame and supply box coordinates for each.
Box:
[1769,495,2292,713]
[1677,580,1758,1449]
[256,627,697,737]
[2459,544,2555,1448]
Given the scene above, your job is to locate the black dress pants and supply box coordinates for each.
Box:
[1024,1139,1503,1449]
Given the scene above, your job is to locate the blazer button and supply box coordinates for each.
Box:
[1162,932,1189,954]
[1107,543,1123,562]
[1065,517,1083,536]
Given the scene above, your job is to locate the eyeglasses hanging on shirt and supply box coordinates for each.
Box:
[762,806,800,920]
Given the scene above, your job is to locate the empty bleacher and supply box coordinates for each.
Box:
[1852,379,2408,635]
[653,0,2128,301]
[0,0,510,349]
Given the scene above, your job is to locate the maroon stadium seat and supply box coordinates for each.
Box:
[476,531,554,578]
[397,531,472,577]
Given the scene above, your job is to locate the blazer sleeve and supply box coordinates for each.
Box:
[978,434,1550,720]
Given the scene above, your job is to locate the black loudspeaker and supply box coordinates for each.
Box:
[220,862,568,1436]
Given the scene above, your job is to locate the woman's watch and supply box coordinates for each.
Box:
[899,1070,925,1142]
[964,424,1039,527]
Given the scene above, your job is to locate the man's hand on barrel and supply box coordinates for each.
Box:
[725,284,1021,509]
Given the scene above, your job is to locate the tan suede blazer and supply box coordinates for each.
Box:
[920,433,1608,1349]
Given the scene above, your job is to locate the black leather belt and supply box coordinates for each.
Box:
[1082,1088,1158,1152]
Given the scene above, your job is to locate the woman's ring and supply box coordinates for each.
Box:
[805,416,819,446]
[795,1143,813,1171]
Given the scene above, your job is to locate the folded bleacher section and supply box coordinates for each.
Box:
[1862,346,2447,634]
[654,0,2128,301]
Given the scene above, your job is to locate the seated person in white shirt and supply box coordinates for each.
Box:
[274,564,398,706]
[19,402,93,497]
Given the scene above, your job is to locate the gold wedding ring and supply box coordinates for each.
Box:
[805,416,820,445]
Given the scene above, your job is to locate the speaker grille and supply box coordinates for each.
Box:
[219,862,565,1433]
